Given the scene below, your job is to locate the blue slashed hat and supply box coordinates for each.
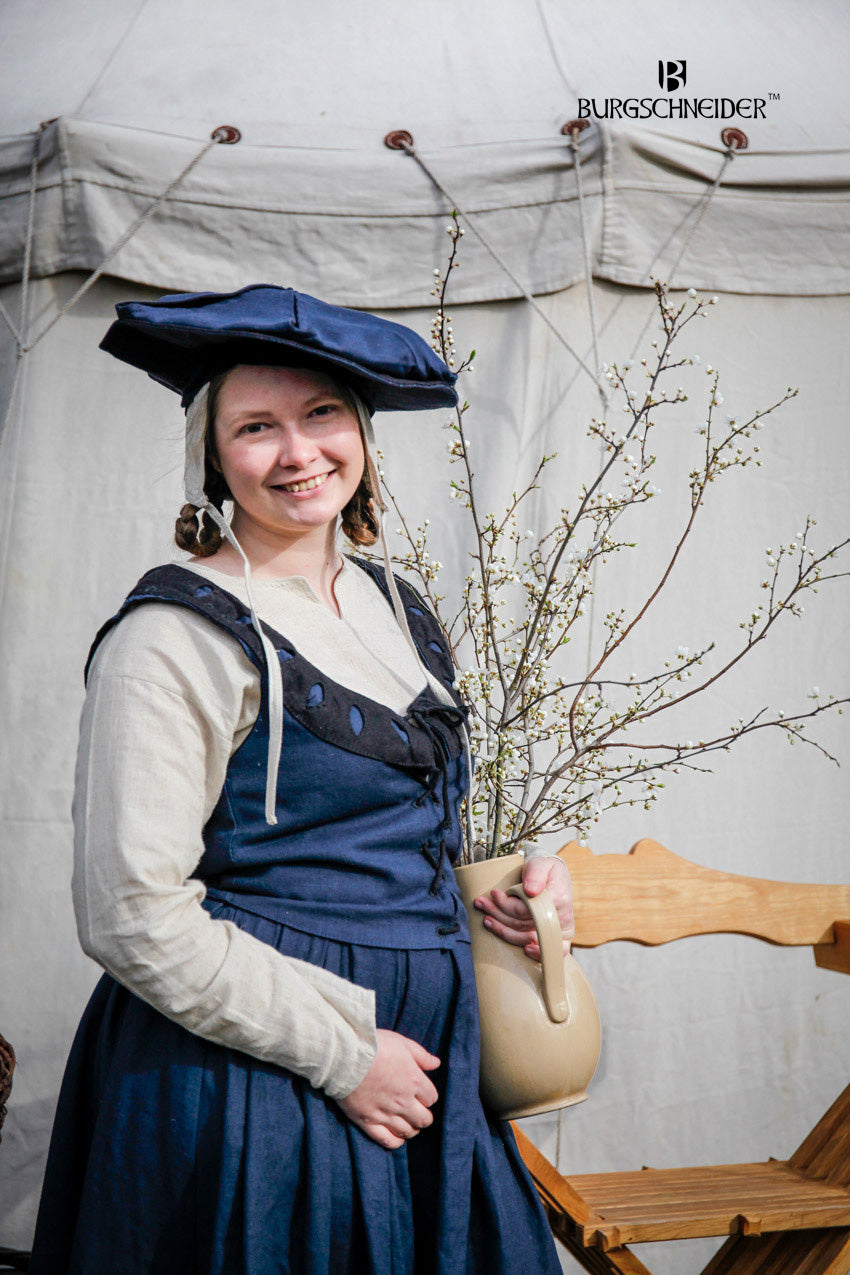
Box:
[100,284,458,412]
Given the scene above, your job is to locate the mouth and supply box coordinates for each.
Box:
[275,470,333,494]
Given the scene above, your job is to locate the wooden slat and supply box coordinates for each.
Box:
[546,1208,655,1275]
[562,1162,850,1249]
[558,840,850,949]
[700,1226,850,1275]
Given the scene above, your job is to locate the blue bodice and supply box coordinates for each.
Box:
[88,559,472,948]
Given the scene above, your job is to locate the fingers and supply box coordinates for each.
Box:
[473,889,536,929]
[479,912,535,947]
[492,887,539,919]
[521,856,557,895]
[521,937,573,960]
[472,856,576,948]
[334,1030,443,1151]
[406,1038,441,1071]
[361,1122,406,1151]
[357,1094,434,1150]
[414,1072,440,1108]
[401,1038,440,1107]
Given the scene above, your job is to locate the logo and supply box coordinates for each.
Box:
[658,60,686,92]
[576,58,767,122]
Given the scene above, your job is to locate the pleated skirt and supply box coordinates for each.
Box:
[29,902,561,1275]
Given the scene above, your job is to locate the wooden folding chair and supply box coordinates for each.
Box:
[513,840,850,1275]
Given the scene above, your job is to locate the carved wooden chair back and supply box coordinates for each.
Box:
[512,840,850,1275]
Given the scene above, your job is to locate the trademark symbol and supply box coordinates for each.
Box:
[769,91,780,100]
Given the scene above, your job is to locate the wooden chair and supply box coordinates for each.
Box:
[513,839,850,1275]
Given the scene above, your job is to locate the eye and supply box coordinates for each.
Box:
[237,421,269,436]
[308,401,342,419]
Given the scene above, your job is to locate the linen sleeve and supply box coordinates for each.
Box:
[72,603,377,1101]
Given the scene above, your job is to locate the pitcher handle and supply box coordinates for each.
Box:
[506,884,570,1024]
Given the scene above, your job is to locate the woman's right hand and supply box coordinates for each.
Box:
[335,1029,440,1150]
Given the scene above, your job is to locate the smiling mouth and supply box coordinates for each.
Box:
[277,471,333,493]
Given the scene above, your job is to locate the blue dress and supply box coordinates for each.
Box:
[29,560,561,1274]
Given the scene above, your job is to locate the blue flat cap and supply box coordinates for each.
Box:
[100,284,459,412]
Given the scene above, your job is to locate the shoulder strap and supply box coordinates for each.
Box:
[348,556,457,693]
[85,562,467,774]
[84,564,268,684]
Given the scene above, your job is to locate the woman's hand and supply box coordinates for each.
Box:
[335,1029,440,1150]
[472,854,575,959]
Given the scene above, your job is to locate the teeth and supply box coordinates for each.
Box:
[281,472,330,493]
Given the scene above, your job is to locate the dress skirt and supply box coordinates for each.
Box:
[29,901,562,1275]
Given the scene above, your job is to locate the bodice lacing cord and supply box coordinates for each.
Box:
[409,702,467,924]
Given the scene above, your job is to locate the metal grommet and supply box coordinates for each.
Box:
[721,127,748,151]
[211,125,242,145]
[384,129,414,151]
[561,119,591,138]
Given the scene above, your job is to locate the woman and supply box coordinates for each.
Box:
[30,285,573,1274]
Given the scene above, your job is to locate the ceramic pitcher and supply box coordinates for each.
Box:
[454,852,601,1119]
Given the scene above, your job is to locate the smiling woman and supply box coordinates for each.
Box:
[27,284,571,1275]
[206,366,368,604]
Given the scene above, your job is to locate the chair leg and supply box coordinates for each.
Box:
[699,1227,850,1275]
[511,1122,656,1274]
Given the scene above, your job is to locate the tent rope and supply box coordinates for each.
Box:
[24,132,223,353]
[0,123,47,448]
[625,142,738,363]
[567,124,608,410]
[394,138,600,390]
[1,123,239,456]
[0,301,20,345]
[0,123,46,348]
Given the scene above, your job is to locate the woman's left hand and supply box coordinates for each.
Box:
[472,854,575,959]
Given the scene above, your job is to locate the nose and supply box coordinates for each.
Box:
[276,423,319,471]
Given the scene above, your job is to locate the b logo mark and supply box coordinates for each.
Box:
[658,60,687,91]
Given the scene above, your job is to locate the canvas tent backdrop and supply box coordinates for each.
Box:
[1,2,848,1270]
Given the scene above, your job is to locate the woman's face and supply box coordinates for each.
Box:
[211,364,365,543]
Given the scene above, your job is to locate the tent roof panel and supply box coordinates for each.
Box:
[1,0,849,302]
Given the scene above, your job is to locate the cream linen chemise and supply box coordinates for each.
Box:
[73,554,553,1101]
[73,556,438,1100]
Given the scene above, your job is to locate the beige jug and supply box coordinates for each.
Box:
[454,853,601,1119]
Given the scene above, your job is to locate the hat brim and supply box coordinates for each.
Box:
[100,321,459,413]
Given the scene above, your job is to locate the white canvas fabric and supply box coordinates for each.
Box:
[2,0,850,307]
[1,1,849,1269]
[2,116,849,306]
[1,276,848,1275]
